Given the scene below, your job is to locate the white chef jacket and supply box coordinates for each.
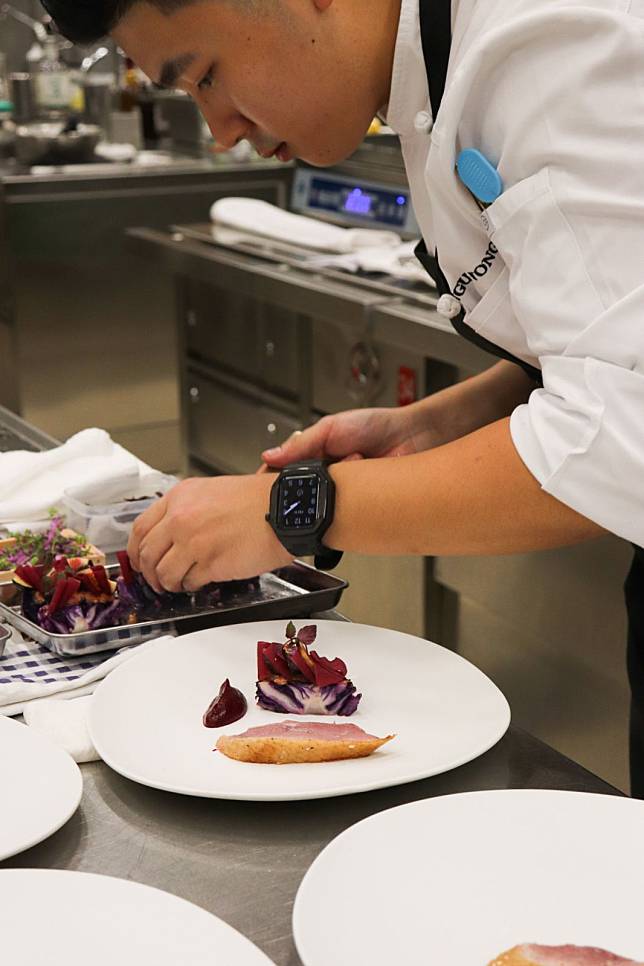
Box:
[386,0,644,546]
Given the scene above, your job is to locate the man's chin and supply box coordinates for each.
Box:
[297,144,361,167]
[293,123,373,167]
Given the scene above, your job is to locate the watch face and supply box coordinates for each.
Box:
[277,474,320,530]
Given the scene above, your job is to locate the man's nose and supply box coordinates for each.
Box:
[200,103,249,151]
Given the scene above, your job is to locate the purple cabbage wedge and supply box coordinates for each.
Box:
[256,679,362,716]
[37,597,130,635]
[256,622,362,716]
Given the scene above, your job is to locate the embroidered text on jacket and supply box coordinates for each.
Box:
[452,242,498,298]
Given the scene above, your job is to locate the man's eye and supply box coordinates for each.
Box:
[198,67,215,91]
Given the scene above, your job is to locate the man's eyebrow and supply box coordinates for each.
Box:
[153,52,197,90]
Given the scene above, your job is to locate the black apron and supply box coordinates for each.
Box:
[416,0,644,796]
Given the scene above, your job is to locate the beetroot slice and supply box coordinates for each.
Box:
[309,651,347,687]
[257,642,291,681]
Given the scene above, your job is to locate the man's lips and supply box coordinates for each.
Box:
[257,141,293,162]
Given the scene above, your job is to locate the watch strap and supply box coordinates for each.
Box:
[314,547,343,571]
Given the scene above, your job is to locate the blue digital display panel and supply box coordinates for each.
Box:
[307,177,409,228]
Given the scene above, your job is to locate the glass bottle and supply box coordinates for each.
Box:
[34,35,73,118]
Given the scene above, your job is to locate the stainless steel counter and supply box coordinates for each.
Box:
[0,727,621,965]
[0,152,288,189]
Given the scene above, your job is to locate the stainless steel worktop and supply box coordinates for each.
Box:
[0,152,288,190]
[0,727,621,965]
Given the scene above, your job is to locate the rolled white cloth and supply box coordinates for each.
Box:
[0,427,151,525]
[210,197,402,253]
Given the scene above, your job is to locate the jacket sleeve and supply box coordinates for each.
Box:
[475,6,644,544]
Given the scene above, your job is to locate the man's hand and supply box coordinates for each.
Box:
[261,405,439,470]
[127,474,292,593]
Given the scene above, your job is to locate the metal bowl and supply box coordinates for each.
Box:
[14,121,102,166]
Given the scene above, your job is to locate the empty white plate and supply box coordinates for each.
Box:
[0,714,82,861]
[0,869,275,964]
[89,619,510,801]
[293,789,644,966]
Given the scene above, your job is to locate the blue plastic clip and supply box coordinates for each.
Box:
[456,148,503,207]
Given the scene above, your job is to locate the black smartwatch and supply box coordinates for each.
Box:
[266,460,343,570]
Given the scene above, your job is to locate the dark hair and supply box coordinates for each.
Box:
[39,0,190,45]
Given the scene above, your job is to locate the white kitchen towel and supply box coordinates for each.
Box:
[320,240,437,286]
[24,695,99,763]
[210,197,402,253]
[0,427,151,525]
[0,626,172,716]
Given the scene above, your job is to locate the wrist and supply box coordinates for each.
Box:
[401,396,447,450]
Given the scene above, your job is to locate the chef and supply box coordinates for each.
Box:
[43,0,644,794]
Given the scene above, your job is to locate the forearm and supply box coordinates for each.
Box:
[326,417,603,556]
[407,361,536,448]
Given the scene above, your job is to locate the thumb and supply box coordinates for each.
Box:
[262,423,329,467]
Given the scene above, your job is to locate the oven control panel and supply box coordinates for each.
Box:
[291,168,420,236]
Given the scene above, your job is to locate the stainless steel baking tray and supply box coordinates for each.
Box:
[0,562,348,657]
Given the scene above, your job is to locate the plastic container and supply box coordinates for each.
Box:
[61,471,177,552]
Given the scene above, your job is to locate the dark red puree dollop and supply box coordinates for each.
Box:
[203,679,248,728]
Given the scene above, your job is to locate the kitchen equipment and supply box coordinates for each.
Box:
[0,103,15,160]
[0,561,347,656]
[14,119,101,165]
[293,789,644,966]
[80,45,110,74]
[88,619,510,801]
[0,52,9,102]
[81,76,113,134]
[157,90,207,151]
[0,3,47,43]
[0,621,9,657]
[0,158,290,472]
[0,870,276,965]
[9,72,35,124]
[0,714,82,861]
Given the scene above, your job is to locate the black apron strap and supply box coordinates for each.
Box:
[419,0,452,120]
[416,0,542,384]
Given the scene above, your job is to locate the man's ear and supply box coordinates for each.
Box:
[312,0,334,10]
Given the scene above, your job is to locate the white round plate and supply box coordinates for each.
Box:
[0,869,275,964]
[293,789,644,966]
[89,619,510,801]
[0,714,82,861]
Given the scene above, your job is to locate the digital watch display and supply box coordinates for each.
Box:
[266,461,343,570]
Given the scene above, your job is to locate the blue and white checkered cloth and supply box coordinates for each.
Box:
[0,625,168,716]
[0,636,113,686]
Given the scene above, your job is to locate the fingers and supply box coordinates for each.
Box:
[262,423,329,468]
[155,544,199,594]
[127,495,168,571]
[136,520,173,593]
[180,561,212,593]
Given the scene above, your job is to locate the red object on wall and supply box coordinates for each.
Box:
[397,366,417,406]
